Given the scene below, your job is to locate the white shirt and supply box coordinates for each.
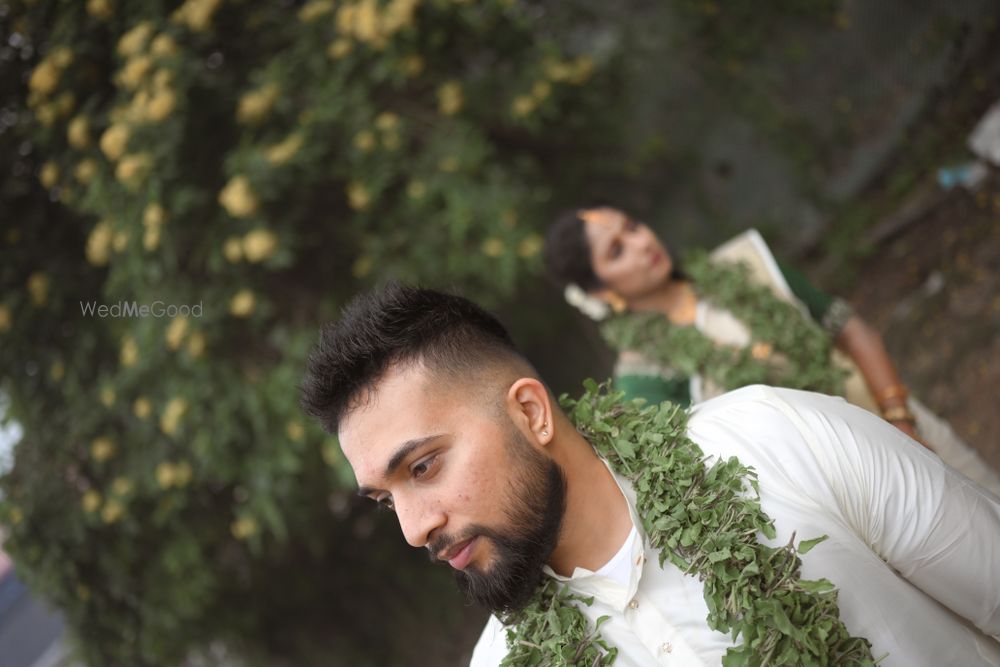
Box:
[471,386,1000,666]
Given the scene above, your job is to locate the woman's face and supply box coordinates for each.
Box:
[581,207,673,301]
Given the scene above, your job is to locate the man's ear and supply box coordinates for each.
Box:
[506,378,554,446]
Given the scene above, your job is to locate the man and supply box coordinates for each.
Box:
[301,282,1000,666]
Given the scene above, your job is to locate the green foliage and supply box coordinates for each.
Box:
[0,0,624,664]
[503,381,876,666]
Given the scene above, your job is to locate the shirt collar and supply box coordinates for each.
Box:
[541,460,648,611]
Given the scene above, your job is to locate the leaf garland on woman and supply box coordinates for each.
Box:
[600,253,847,396]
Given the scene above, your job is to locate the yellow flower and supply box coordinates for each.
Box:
[186,330,206,357]
[382,0,419,35]
[39,161,59,188]
[438,156,459,173]
[223,236,243,262]
[231,516,258,540]
[406,180,425,200]
[100,123,130,161]
[120,334,139,367]
[0,304,11,333]
[171,0,223,32]
[155,461,176,488]
[50,46,73,68]
[76,584,91,600]
[481,237,505,257]
[219,175,259,218]
[112,230,129,252]
[242,228,279,263]
[115,152,152,189]
[511,94,535,117]
[133,396,152,419]
[143,203,166,227]
[86,0,113,19]
[27,272,49,306]
[101,498,125,523]
[518,233,542,258]
[375,112,399,131]
[112,477,133,495]
[346,181,371,210]
[67,115,91,148]
[82,490,102,513]
[236,82,280,125]
[173,460,193,487]
[150,34,178,57]
[531,81,551,101]
[117,21,153,56]
[229,289,256,317]
[90,436,116,461]
[50,359,65,381]
[321,438,343,466]
[35,104,58,127]
[100,386,116,407]
[351,255,373,278]
[354,0,380,44]
[165,315,189,350]
[286,420,305,441]
[265,132,303,165]
[142,224,161,251]
[160,397,188,435]
[382,131,400,151]
[145,87,176,122]
[401,54,424,77]
[327,38,353,59]
[299,0,335,21]
[153,69,174,90]
[86,219,113,266]
[437,80,464,115]
[119,55,154,90]
[29,60,61,96]
[74,159,98,184]
[353,130,376,152]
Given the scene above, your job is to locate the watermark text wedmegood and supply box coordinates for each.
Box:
[80,301,203,318]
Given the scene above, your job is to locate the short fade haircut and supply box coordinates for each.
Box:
[301,282,532,433]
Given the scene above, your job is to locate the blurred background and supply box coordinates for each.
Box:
[1,0,998,664]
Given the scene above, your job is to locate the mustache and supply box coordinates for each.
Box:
[426,524,496,563]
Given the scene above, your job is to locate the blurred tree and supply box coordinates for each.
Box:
[0,0,624,664]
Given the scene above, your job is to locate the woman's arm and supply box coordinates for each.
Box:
[834,314,929,448]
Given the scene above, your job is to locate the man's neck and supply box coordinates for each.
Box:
[545,431,633,577]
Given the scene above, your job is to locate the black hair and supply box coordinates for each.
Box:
[300,282,530,433]
[543,209,602,291]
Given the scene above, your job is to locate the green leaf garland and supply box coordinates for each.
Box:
[501,381,878,666]
[600,253,848,395]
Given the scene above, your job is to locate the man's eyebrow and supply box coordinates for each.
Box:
[355,433,446,498]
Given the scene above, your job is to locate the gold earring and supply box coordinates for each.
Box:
[541,421,549,437]
[605,292,627,314]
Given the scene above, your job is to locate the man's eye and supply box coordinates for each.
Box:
[411,454,438,480]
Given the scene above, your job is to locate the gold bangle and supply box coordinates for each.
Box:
[882,406,915,424]
[876,384,909,407]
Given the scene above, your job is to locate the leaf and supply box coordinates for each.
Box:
[798,534,829,555]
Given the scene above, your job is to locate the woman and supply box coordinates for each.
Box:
[544,205,1000,494]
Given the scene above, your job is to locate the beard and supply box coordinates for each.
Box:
[428,425,567,616]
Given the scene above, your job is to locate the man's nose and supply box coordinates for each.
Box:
[396,496,446,549]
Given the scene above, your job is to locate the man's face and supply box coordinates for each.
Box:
[339,362,566,614]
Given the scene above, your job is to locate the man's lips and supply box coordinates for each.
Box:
[441,536,478,570]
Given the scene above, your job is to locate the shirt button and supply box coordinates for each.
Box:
[628,598,639,610]
[660,642,672,654]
